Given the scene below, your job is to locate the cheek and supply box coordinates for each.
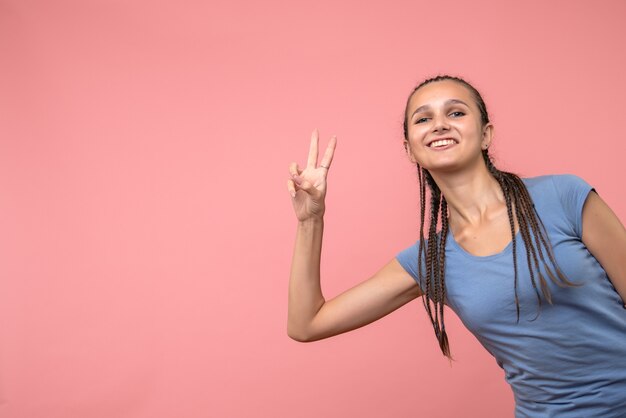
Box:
[454,121,482,140]
[406,139,426,163]
[407,125,428,142]
[406,137,423,154]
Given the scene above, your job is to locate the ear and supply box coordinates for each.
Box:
[404,140,418,163]
[481,123,494,150]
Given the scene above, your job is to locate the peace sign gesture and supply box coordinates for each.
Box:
[287,129,337,222]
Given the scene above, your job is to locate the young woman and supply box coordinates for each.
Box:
[286,75,626,417]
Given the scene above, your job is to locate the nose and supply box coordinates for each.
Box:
[432,113,450,133]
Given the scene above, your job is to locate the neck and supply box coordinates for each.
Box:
[428,160,505,229]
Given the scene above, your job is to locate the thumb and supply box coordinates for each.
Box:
[293,176,321,198]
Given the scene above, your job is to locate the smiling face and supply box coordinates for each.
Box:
[404,80,493,173]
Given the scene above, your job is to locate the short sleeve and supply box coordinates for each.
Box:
[552,174,595,239]
[396,242,420,283]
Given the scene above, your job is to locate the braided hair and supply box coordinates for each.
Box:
[402,75,579,359]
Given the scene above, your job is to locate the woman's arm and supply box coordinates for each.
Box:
[288,217,421,341]
[287,217,325,340]
[291,257,422,342]
[286,130,422,341]
[581,191,626,307]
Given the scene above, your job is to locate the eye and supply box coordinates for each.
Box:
[414,117,429,124]
[450,111,465,117]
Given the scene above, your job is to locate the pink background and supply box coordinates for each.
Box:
[1,0,625,417]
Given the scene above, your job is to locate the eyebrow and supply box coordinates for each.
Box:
[411,99,470,118]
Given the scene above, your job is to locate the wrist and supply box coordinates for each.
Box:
[298,217,324,227]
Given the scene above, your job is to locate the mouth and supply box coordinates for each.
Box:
[427,137,458,148]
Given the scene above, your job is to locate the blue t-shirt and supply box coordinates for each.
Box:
[396,174,626,417]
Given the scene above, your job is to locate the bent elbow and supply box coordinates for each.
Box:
[287,328,309,342]
[287,331,310,342]
[287,325,317,343]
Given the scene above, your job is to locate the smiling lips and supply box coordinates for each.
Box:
[428,138,457,148]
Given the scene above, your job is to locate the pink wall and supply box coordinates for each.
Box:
[1,0,624,417]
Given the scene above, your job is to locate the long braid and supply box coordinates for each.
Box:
[427,176,441,331]
[417,166,436,330]
[508,175,579,289]
[510,173,545,316]
[483,153,581,320]
[416,167,451,357]
[509,178,551,306]
[417,166,427,286]
[438,195,450,355]
[403,74,580,358]
[484,158,544,315]
[484,153,521,321]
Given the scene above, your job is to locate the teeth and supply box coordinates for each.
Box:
[430,139,456,148]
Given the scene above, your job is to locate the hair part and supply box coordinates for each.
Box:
[403,75,579,359]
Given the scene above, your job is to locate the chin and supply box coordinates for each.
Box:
[421,154,482,174]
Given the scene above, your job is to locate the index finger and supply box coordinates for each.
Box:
[307,129,319,168]
[319,136,337,169]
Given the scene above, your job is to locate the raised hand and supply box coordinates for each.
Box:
[287,129,337,222]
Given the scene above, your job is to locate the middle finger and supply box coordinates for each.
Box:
[307,128,319,168]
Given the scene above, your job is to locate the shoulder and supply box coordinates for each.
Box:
[520,173,595,237]
[520,173,589,185]
[520,174,592,200]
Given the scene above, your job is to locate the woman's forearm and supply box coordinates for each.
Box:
[287,217,325,341]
